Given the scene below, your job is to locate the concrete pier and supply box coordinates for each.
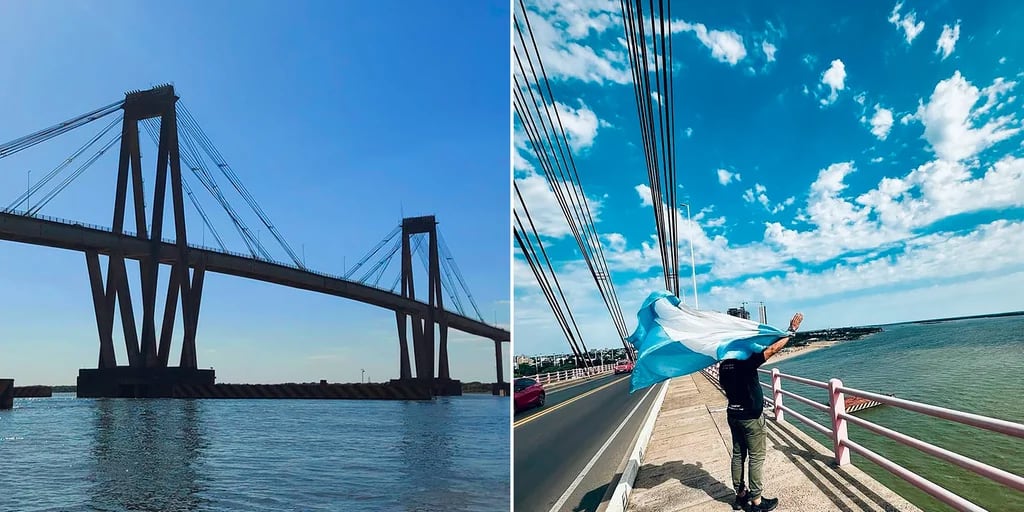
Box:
[0,379,12,409]
[626,372,922,512]
[77,367,215,398]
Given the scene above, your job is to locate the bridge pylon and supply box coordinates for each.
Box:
[392,215,461,396]
[77,85,214,398]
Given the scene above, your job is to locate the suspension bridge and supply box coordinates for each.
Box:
[0,84,508,398]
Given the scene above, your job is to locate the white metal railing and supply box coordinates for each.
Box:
[708,365,1024,512]
[521,364,616,385]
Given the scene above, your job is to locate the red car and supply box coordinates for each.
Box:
[614,360,634,374]
[514,378,545,412]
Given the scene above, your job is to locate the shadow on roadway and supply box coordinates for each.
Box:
[570,479,612,512]
[631,460,735,505]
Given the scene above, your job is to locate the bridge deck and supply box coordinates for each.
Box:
[0,211,507,341]
[626,372,922,512]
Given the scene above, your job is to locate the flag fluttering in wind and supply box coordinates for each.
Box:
[626,290,790,393]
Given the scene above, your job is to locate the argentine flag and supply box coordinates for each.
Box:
[626,290,790,393]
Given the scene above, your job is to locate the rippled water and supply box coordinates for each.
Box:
[0,395,509,511]
[765,316,1024,512]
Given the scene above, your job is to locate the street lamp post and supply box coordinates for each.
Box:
[361,369,365,383]
[680,202,699,309]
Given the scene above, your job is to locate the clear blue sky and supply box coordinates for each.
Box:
[515,0,1024,356]
[0,1,510,385]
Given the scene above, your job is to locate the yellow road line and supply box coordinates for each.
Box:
[513,375,630,428]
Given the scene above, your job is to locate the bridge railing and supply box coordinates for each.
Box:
[698,365,1024,512]
[521,364,616,386]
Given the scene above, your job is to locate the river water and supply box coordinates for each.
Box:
[765,316,1024,512]
[0,395,510,511]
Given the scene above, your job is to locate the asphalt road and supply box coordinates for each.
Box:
[513,373,662,512]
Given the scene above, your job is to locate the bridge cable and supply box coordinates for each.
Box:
[438,231,484,321]
[176,104,304,268]
[515,181,593,367]
[0,100,124,160]
[171,118,272,259]
[346,225,402,280]
[514,3,632,358]
[389,232,427,293]
[411,234,466,315]
[514,205,590,367]
[28,133,122,216]
[7,115,123,212]
[619,0,681,297]
[142,118,228,248]
[358,237,402,284]
[142,119,257,256]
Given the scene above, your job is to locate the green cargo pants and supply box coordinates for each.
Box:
[727,415,767,499]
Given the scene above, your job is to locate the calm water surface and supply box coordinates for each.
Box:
[0,395,509,511]
[766,316,1024,512]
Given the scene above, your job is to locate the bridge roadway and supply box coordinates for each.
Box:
[514,373,662,512]
[0,210,508,342]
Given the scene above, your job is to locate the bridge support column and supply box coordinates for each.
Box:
[77,85,214,398]
[395,216,460,396]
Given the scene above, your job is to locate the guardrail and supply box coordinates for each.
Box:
[520,364,616,385]
[703,361,1023,512]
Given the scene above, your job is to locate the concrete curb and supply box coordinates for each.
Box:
[605,379,670,512]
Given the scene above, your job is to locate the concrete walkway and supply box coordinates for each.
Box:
[626,372,923,512]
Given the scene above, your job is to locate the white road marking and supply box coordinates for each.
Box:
[546,382,661,512]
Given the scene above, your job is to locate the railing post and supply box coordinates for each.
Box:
[829,378,851,466]
[771,368,785,422]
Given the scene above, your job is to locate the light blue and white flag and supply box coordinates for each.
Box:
[626,290,790,393]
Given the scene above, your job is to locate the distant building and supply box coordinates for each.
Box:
[727,307,750,320]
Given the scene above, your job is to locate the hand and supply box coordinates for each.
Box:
[789,312,804,332]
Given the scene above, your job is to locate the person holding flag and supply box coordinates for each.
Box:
[625,290,803,511]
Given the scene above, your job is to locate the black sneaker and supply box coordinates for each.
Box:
[731,489,749,511]
[750,497,779,511]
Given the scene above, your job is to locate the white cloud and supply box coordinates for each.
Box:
[870,104,895,140]
[871,156,885,163]
[651,91,661,105]
[685,127,694,138]
[742,183,791,214]
[672,20,747,65]
[762,41,777,62]
[514,170,603,239]
[635,184,652,207]
[889,2,925,44]
[516,1,632,85]
[854,92,867,105]
[820,59,847,105]
[549,100,604,152]
[717,168,741,185]
[936,22,961,60]
[914,71,1020,161]
[999,57,1007,65]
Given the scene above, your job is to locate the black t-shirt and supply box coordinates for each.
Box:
[718,352,767,420]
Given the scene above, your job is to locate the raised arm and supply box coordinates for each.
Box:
[763,312,804,360]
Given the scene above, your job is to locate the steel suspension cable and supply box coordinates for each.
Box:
[412,234,466,315]
[29,133,122,215]
[171,118,271,259]
[0,100,124,159]
[143,119,262,258]
[176,104,304,268]
[7,115,123,211]
[514,191,591,367]
[346,225,402,280]
[438,232,484,320]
